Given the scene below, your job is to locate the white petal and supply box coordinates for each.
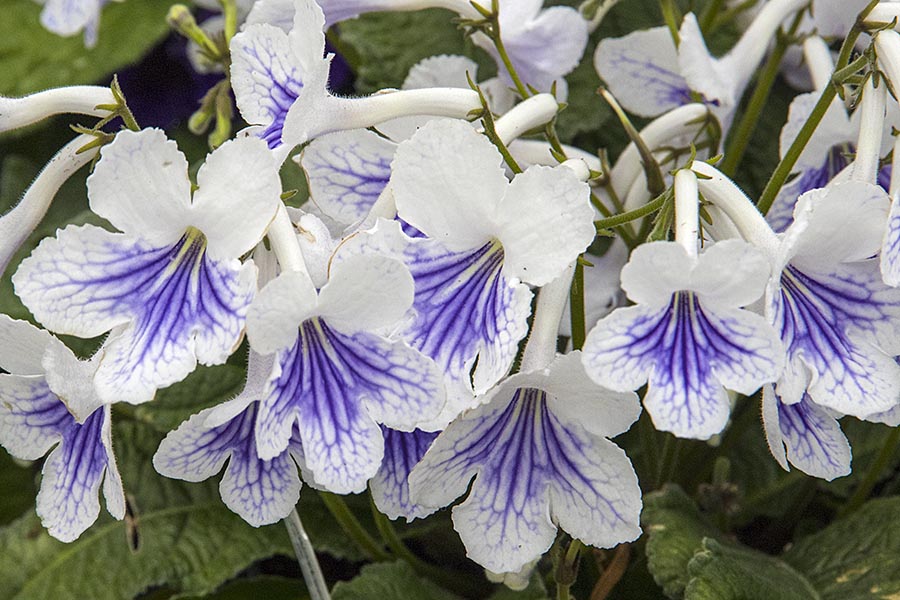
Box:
[370,428,438,521]
[776,393,851,480]
[287,0,327,76]
[403,55,479,90]
[677,14,734,106]
[40,0,99,37]
[318,254,414,335]
[541,352,642,439]
[0,314,56,376]
[493,6,588,92]
[582,304,660,393]
[882,194,900,287]
[42,340,103,423]
[618,242,692,307]
[191,137,282,260]
[87,129,191,245]
[392,119,504,251]
[495,166,594,286]
[247,270,318,355]
[761,385,790,472]
[786,181,890,270]
[594,27,690,118]
[548,437,642,549]
[779,94,852,171]
[692,240,771,308]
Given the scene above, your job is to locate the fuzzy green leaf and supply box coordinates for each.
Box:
[331,561,461,600]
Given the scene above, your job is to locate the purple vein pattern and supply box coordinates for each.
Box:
[302,130,395,224]
[231,27,306,149]
[370,427,439,521]
[763,386,851,480]
[585,291,781,439]
[410,387,640,573]
[401,240,531,408]
[14,225,254,403]
[155,401,305,526]
[772,263,900,416]
[0,376,122,542]
[256,317,442,493]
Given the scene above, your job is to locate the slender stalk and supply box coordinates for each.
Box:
[594,189,671,231]
[660,0,682,45]
[569,259,587,350]
[839,427,900,517]
[699,0,725,33]
[489,9,531,98]
[318,492,391,562]
[756,1,875,213]
[285,509,332,600]
[720,13,801,176]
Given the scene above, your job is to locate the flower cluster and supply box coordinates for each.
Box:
[9,0,900,591]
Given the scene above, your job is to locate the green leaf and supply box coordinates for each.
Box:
[685,539,819,600]
[783,496,900,600]
[331,561,461,600]
[174,575,307,600]
[0,421,293,600]
[0,0,174,95]
[643,485,722,598]
[338,9,494,94]
[0,449,36,525]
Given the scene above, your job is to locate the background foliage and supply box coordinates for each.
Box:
[0,0,896,598]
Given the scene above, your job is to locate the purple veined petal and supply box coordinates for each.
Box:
[230,23,307,149]
[594,27,693,118]
[300,129,396,225]
[40,0,103,44]
[256,318,444,493]
[15,225,256,405]
[402,240,532,415]
[36,405,122,542]
[585,292,782,440]
[410,387,640,574]
[370,428,439,522]
[155,400,303,527]
[762,386,851,480]
[0,375,71,461]
[772,264,900,416]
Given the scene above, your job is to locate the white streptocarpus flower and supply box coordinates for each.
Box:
[154,351,308,526]
[595,0,805,127]
[695,163,900,420]
[300,54,514,227]
[315,0,587,93]
[13,129,282,405]
[408,350,642,573]
[230,0,482,160]
[347,118,594,425]
[245,253,446,494]
[34,0,111,47]
[583,171,783,439]
[0,315,124,542]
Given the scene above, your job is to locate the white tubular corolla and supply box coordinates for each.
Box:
[0,134,95,275]
[507,139,602,171]
[491,94,559,144]
[519,262,576,372]
[691,161,781,258]
[875,31,900,96]
[867,3,900,28]
[267,204,314,284]
[803,36,835,91]
[674,169,700,260]
[0,86,115,133]
[852,77,886,184]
